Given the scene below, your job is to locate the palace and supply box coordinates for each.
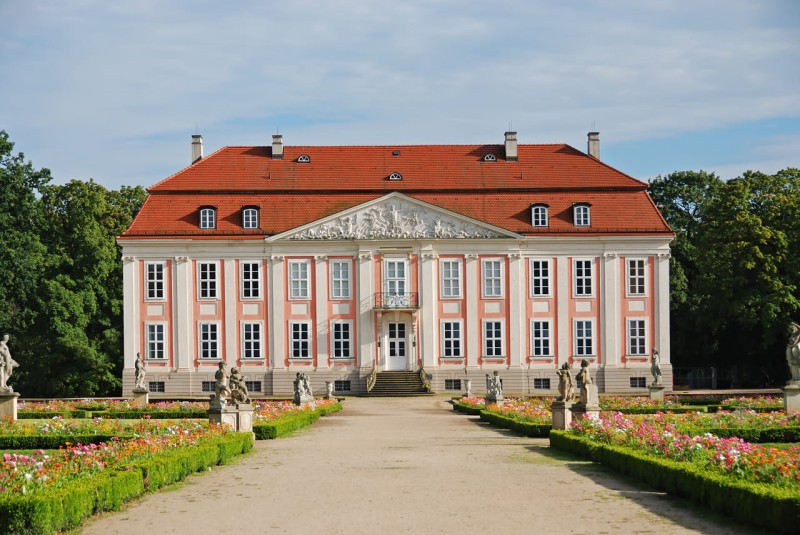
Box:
[119,131,673,396]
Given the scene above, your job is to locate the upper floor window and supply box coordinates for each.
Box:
[483,154,497,162]
[330,260,351,300]
[482,259,503,298]
[241,262,261,299]
[289,260,310,300]
[388,172,403,181]
[198,262,218,299]
[573,259,593,297]
[531,204,549,227]
[530,259,550,297]
[573,204,591,227]
[242,207,259,229]
[199,207,216,229]
[145,262,165,300]
[440,259,462,299]
[298,154,311,163]
[627,258,647,296]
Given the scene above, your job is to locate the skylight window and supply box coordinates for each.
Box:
[484,154,497,162]
[298,154,311,163]
[388,172,403,181]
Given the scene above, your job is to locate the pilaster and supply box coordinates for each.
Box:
[420,249,437,368]
[655,252,671,363]
[556,256,569,365]
[122,256,138,368]
[357,250,376,369]
[315,256,329,367]
[174,256,192,370]
[269,256,286,369]
[602,252,620,366]
[224,259,237,366]
[465,253,479,367]
[508,252,524,367]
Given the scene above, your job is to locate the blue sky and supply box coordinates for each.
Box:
[1,0,798,190]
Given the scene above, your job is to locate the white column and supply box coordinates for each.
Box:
[174,256,193,370]
[315,256,329,368]
[508,253,523,367]
[224,259,237,366]
[420,249,437,368]
[269,256,286,369]
[655,252,671,363]
[556,257,569,365]
[602,253,620,366]
[357,251,375,368]
[122,256,138,368]
[465,254,479,368]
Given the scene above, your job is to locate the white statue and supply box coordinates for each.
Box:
[651,348,663,385]
[293,372,315,406]
[557,362,573,401]
[485,370,503,403]
[212,361,231,406]
[134,354,147,390]
[787,322,800,383]
[0,334,19,393]
[576,359,593,386]
[229,367,251,404]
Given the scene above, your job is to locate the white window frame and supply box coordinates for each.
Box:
[199,207,216,229]
[145,261,166,301]
[289,260,310,300]
[482,258,504,298]
[241,321,263,360]
[483,319,504,357]
[198,321,221,360]
[197,261,219,300]
[240,261,261,300]
[573,258,594,297]
[574,204,591,226]
[531,319,552,357]
[289,321,311,359]
[242,207,259,229]
[530,259,551,297]
[626,258,647,297]
[145,322,167,360]
[574,319,595,357]
[331,320,353,359]
[440,259,463,299]
[531,205,548,227]
[330,260,352,300]
[627,318,648,356]
[441,320,463,358]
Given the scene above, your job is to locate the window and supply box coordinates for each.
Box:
[530,259,550,297]
[148,381,165,393]
[290,322,311,358]
[531,205,548,227]
[198,262,218,299]
[243,207,259,229]
[531,320,551,357]
[298,154,311,163]
[199,322,219,359]
[388,172,402,180]
[145,323,166,359]
[242,322,262,359]
[440,260,462,298]
[442,321,462,357]
[574,204,590,226]
[289,260,310,299]
[574,259,593,296]
[630,377,647,388]
[627,258,646,296]
[575,320,594,356]
[201,381,215,393]
[444,379,462,390]
[484,321,503,357]
[331,321,352,359]
[241,262,261,299]
[482,259,503,298]
[334,380,351,392]
[145,262,165,300]
[330,260,351,299]
[246,380,262,392]
[627,319,647,356]
[533,378,551,390]
[199,207,216,229]
[483,154,497,162]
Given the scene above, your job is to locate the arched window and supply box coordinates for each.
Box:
[199,207,216,229]
[483,154,497,162]
[298,154,311,163]
[531,204,549,227]
[243,207,259,229]
[388,172,403,181]
[573,204,591,227]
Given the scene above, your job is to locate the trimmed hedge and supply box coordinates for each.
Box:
[479,410,551,437]
[0,434,125,450]
[549,431,800,533]
[451,401,484,415]
[704,426,800,443]
[718,405,783,413]
[91,409,208,419]
[0,432,253,535]
[18,411,90,419]
[252,402,343,440]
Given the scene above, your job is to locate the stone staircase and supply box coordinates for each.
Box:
[366,371,431,397]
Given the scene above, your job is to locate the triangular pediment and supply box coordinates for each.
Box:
[269,193,520,241]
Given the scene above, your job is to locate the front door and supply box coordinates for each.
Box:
[386,322,407,370]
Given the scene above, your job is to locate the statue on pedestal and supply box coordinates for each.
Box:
[0,335,19,394]
[557,363,573,401]
[293,372,315,406]
[650,348,662,386]
[576,359,592,387]
[212,361,231,406]
[787,322,800,383]
[134,354,147,391]
[485,370,503,403]
[229,367,251,405]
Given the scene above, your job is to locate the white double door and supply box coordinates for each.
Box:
[385,321,408,371]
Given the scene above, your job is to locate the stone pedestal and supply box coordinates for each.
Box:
[648,384,666,401]
[325,381,336,400]
[580,384,599,406]
[462,379,472,398]
[209,404,239,429]
[132,388,149,407]
[0,392,19,421]
[571,385,600,421]
[551,400,573,430]
[236,403,254,433]
[784,383,800,415]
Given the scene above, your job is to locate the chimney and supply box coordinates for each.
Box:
[272,134,284,160]
[504,131,518,161]
[587,131,600,159]
[191,134,203,164]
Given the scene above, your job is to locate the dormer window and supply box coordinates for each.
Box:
[483,154,497,162]
[199,207,216,229]
[388,172,403,181]
[573,204,591,227]
[531,204,549,227]
[298,154,311,163]
[242,207,259,229]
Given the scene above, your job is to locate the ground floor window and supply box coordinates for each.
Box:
[242,322,262,359]
[199,322,219,359]
[334,380,351,392]
[531,320,551,356]
[332,321,352,359]
[246,380,262,392]
[290,322,311,358]
[145,323,165,360]
[533,378,551,390]
[442,321,462,357]
[630,377,647,388]
[444,378,462,391]
[574,320,594,356]
[148,381,165,393]
[201,381,215,392]
[483,320,503,357]
[627,319,647,356]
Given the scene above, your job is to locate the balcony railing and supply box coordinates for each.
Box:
[374,292,419,309]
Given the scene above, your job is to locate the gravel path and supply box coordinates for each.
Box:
[81,396,763,534]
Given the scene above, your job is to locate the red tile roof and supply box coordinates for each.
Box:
[122,142,672,238]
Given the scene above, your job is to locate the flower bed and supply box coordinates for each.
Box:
[252,399,342,439]
[719,396,784,412]
[451,397,485,415]
[598,396,707,413]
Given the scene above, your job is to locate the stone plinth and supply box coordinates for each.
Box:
[132,388,149,407]
[235,403,254,433]
[580,384,599,406]
[571,385,600,422]
[462,379,473,398]
[209,405,239,429]
[648,384,666,401]
[0,392,20,421]
[551,400,573,430]
[325,381,336,400]
[784,384,800,416]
